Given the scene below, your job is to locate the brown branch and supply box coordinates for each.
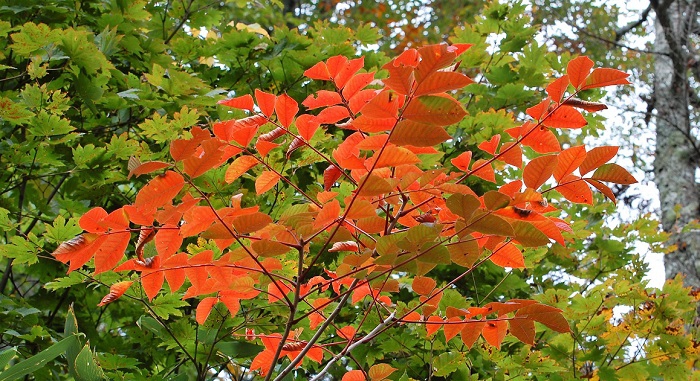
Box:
[615,2,652,41]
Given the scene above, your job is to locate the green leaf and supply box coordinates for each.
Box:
[216,341,264,358]
[74,344,105,381]
[0,348,16,371]
[45,272,86,291]
[150,294,188,320]
[45,215,82,244]
[0,335,80,381]
[432,352,465,377]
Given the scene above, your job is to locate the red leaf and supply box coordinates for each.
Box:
[543,105,587,129]
[98,281,133,307]
[255,89,276,117]
[196,297,219,324]
[257,140,279,157]
[553,145,587,182]
[142,267,164,301]
[218,94,254,111]
[302,90,342,110]
[258,126,286,142]
[334,57,364,89]
[394,48,419,67]
[482,319,508,348]
[590,163,637,184]
[250,349,276,376]
[323,165,342,191]
[490,242,525,268]
[523,155,558,189]
[275,93,298,128]
[546,75,570,102]
[94,230,130,274]
[526,98,551,120]
[567,56,594,89]
[348,89,378,114]
[582,68,631,90]
[498,142,523,168]
[579,146,618,175]
[556,175,593,204]
[304,61,332,80]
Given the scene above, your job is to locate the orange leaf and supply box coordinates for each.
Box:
[314,199,341,229]
[590,163,637,184]
[225,156,258,183]
[302,90,342,110]
[390,120,451,147]
[451,151,472,171]
[315,105,350,124]
[98,281,133,306]
[170,127,210,161]
[196,297,219,324]
[403,94,466,126]
[546,75,570,102]
[506,122,561,153]
[582,68,631,90]
[329,241,359,252]
[543,105,587,129]
[357,174,394,197]
[250,349,275,376]
[585,179,616,203]
[351,115,395,133]
[255,171,281,195]
[135,171,185,211]
[523,155,558,189]
[232,212,272,234]
[579,146,618,175]
[498,142,523,168]
[141,267,164,301]
[162,253,187,292]
[304,61,332,80]
[127,161,170,179]
[256,140,279,157]
[258,126,286,142]
[563,98,608,112]
[509,317,536,345]
[342,370,365,381]
[323,165,342,191]
[415,44,457,81]
[342,72,375,100]
[252,239,291,257]
[479,135,500,155]
[461,321,486,348]
[372,146,421,168]
[425,315,443,336]
[296,114,319,141]
[182,138,225,178]
[218,94,254,111]
[414,71,474,96]
[556,175,593,204]
[334,57,364,89]
[482,319,508,348]
[470,159,496,183]
[368,363,397,380]
[348,89,379,114]
[490,242,525,268]
[553,145,587,182]
[567,56,594,89]
[360,90,399,119]
[394,48,420,67]
[80,207,108,233]
[275,93,298,128]
[255,89,276,117]
[515,303,571,333]
[286,137,305,158]
[382,60,415,95]
[412,276,436,296]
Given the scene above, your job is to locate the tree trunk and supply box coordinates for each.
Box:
[653,0,700,287]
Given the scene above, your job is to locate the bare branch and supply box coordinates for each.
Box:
[615,2,653,41]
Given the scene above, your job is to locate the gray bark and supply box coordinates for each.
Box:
[653,0,700,287]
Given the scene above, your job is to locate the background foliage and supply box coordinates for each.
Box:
[0,0,697,380]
